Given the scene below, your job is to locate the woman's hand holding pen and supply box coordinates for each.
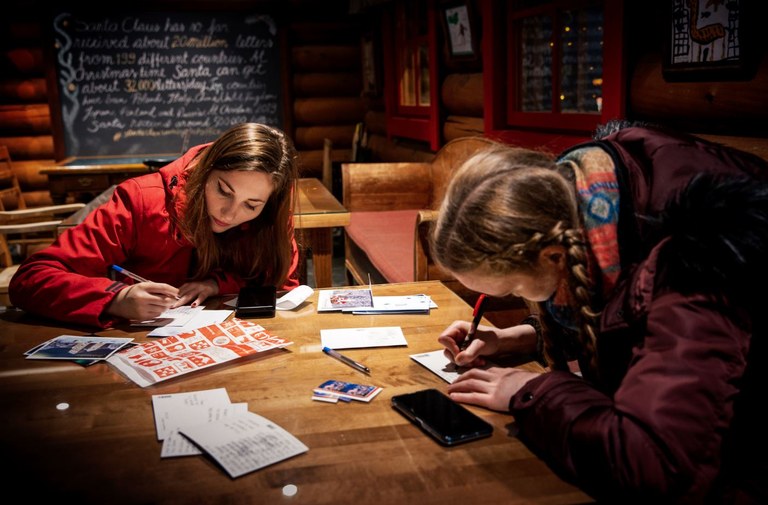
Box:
[172,279,219,309]
[107,282,180,321]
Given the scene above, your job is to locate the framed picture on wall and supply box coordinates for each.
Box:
[439,0,479,63]
[663,0,756,81]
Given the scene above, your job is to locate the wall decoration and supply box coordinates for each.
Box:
[440,1,478,62]
[663,0,755,81]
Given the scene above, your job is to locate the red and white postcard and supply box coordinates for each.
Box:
[107,318,291,387]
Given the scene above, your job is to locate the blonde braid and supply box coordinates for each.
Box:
[562,228,601,379]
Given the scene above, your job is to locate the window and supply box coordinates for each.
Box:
[382,0,440,150]
[483,0,624,139]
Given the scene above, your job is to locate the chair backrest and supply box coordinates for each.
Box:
[428,136,497,208]
[0,146,25,211]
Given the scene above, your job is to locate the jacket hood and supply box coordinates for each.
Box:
[650,173,768,305]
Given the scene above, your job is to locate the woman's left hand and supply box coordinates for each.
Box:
[172,279,219,308]
[447,366,541,412]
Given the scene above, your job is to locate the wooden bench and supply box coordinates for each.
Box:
[342,137,495,288]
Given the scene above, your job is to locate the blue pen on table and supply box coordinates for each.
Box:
[322,346,370,374]
[459,294,488,351]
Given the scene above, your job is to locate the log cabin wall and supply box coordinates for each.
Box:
[0,5,55,208]
[2,0,767,210]
[356,0,768,163]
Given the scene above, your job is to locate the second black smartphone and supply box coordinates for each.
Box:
[391,388,493,446]
[235,285,276,318]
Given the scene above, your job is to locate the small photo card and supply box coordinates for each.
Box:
[313,379,382,402]
[317,288,373,311]
[26,335,134,361]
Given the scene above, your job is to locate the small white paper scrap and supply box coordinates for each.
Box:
[225,284,314,311]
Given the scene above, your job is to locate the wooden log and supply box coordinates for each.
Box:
[10,159,52,190]
[297,148,352,178]
[366,134,436,163]
[364,110,387,135]
[294,125,356,149]
[0,104,51,134]
[1,48,45,75]
[631,53,768,123]
[443,115,484,142]
[0,136,54,160]
[21,190,54,208]
[293,72,362,97]
[293,97,365,125]
[292,46,360,72]
[0,78,47,102]
[441,73,484,116]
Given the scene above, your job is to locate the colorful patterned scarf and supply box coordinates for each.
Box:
[544,146,621,330]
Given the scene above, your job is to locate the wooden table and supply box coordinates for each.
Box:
[56,178,349,288]
[41,156,169,204]
[0,281,592,504]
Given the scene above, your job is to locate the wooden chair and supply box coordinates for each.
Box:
[341,137,495,293]
[0,146,85,305]
[341,136,530,323]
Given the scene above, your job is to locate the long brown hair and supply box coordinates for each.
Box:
[430,144,602,376]
[175,123,298,286]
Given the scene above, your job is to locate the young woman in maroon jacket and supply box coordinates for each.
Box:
[432,122,768,504]
[9,122,300,328]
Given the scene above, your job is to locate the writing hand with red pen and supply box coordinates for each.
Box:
[459,293,488,351]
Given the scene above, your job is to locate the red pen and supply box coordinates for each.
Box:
[459,294,488,350]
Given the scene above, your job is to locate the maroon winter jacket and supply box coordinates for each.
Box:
[9,145,299,328]
[509,127,768,504]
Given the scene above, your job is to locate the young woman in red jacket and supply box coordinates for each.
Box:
[432,122,768,504]
[9,122,300,328]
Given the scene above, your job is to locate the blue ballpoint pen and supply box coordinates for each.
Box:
[322,346,371,374]
[112,265,151,283]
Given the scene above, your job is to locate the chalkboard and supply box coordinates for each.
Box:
[50,10,284,158]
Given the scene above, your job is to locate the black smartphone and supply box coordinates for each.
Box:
[391,388,493,446]
[235,286,276,318]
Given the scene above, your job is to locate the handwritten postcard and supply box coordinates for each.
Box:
[179,411,309,478]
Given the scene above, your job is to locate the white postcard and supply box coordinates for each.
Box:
[410,349,495,384]
[131,305,205,327]
[151,388,232,441]
[161,403,249,458]
[349,294,433,314]
[147,309,233,337]
[320,326,407,349]
[179,411,309,478]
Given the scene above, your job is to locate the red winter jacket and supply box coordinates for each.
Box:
[9,145,299,328]
[509,127,768,504]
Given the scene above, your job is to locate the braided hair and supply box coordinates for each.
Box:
[430,144,603,377]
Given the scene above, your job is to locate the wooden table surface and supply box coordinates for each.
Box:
[0,281,592,504]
